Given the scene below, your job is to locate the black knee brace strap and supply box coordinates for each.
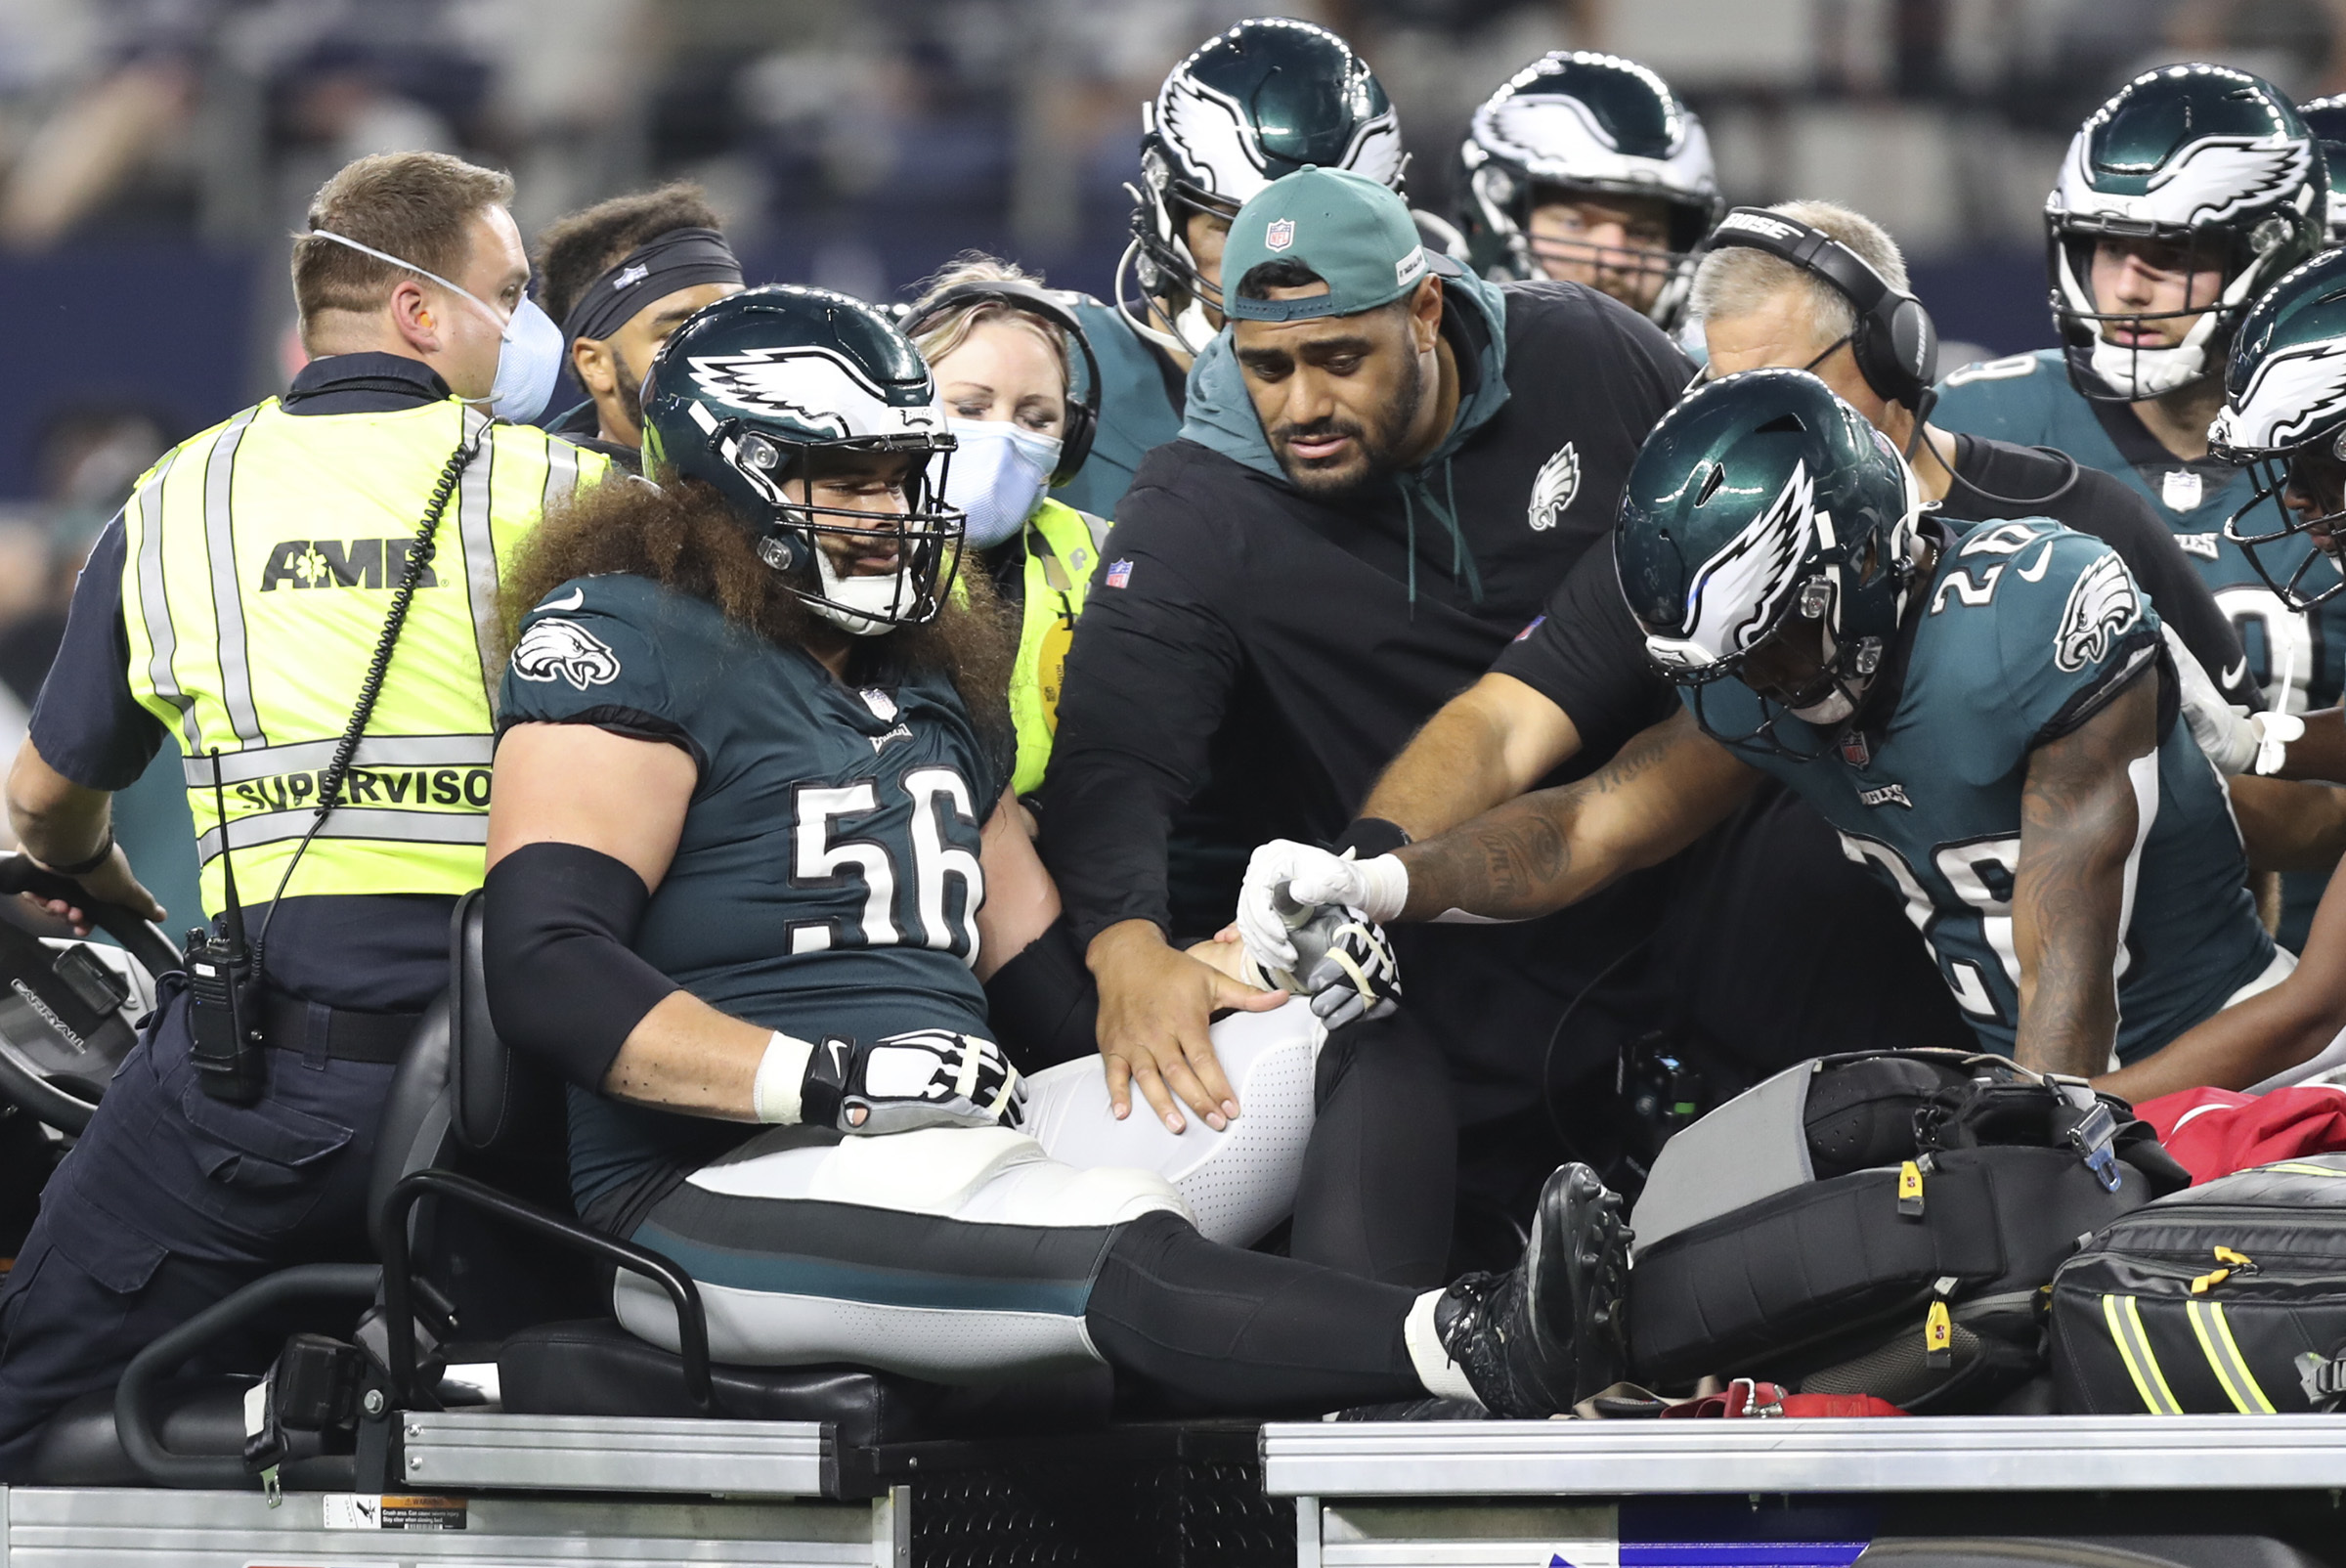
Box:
[483,842,679,1091]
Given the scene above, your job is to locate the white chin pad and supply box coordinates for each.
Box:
[2089,334,2207,400]
[812,547,907,637]
[1790,687,1857,724]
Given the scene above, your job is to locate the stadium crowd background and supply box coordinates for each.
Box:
[0,0,2340,919]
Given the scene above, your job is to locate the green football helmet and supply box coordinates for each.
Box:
[641,285,960,634]
[2208,247,2346,608]
[1121,18,1406,355]
[1616,369,1924,755]
[2299,94,2346,244]
[1455,51,1721,325]
[2048,64,2327,403]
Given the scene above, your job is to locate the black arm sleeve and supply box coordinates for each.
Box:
[483,841,681,1091]
[982,915,1099,1071]
[25,515,167,790]
[2057,466,2254,709]
[1040,490,1243,947]
[1489,543,1676,764]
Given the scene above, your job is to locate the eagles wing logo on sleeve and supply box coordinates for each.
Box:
[1528,443,1580,532]
[2054,551,2143,673]
[511,617,622,691]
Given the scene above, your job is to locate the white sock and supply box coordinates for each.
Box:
[1403,1288,1484,1408]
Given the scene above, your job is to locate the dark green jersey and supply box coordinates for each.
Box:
[1935,347,2342,949]
[1054,297,1185,521]
[1935,350,2343,712]
[1684,520,2273,1064]
[499,572,1005,1213]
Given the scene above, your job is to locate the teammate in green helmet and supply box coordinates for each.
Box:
[1455,51,1722,328]
[1249,370,2293,1100]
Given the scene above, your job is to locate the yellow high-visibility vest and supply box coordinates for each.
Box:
[1008,499,1107,798]
[119,396,608,916]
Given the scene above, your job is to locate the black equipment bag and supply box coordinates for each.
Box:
[2050,1153,2346,1414]
[1628,1051,2183,1412]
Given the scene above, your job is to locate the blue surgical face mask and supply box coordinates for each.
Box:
[308,228,565,422]
[943,417,1062,550]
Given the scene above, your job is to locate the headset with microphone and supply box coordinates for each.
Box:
[1705,206,1938,414]
[900,279,1102,486]
[1703,205,2076,507]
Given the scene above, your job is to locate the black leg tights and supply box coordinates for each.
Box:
[1085,1209,1425,1414]
[1290,1007,1455,1288]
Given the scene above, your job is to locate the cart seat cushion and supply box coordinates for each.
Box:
[29,1376,353,1490]
[497,1318,1111,1446]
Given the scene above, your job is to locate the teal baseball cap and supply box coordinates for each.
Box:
[1222,164,1432,324]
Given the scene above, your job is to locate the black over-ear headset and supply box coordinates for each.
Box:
[900,280,1102,485]
[1704,206,1939,413]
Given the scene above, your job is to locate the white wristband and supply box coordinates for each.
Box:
[1353,853,1410,925]
[753,1030,816,1124]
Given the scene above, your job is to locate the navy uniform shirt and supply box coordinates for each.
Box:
[498,572,1007,1216]
[26,353,476,1012]
[1933,347,2343,947]
[1689,519,2273,1063]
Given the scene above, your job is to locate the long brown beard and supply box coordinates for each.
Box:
[501,478,1017,761]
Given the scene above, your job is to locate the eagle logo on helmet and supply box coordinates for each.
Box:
[685,346,901,440]
[2059,132,2313,229]
[511,617,621,691]
[2054,552,2143,673]
[2215,337,2346,452]
[1158,67,1404,196]
[1676,461,1816,666]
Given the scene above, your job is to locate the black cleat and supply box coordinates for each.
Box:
[1434,1162,1629,1417]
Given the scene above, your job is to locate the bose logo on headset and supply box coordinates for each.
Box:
[1715,211,1803,243]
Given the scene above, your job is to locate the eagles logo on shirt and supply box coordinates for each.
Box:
[512,617,621,691]
[2054,553,2142,673]
[1527,443,1579,533]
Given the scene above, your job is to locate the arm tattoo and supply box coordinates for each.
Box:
[1394,715,1741,921]
[2013,675,2155,1077]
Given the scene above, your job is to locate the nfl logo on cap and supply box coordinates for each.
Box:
[1266,218,1295,252]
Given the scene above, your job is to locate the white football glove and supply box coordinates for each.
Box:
[777,1028,1026,1136]
[1237,839,1410,973]
[2169,625,2301,776]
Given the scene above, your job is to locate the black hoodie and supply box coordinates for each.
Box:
[1040,276,1691,1126]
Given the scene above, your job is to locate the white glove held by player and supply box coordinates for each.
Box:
[2169,626,2302,776]
[1238,840,1410,971]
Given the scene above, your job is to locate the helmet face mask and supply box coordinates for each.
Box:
[642,285,966,635]
[1118,18,1406,357]
[2047,65,2327,404]
[2210,247,2346,608]
[1455,51,1721,326]
[1619,370,1922,760]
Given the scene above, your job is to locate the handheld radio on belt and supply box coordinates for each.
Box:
[184,754,264,1101]
[183,428,489,1103]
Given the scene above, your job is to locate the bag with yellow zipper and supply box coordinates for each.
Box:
[2051,1153,2346,1414]
[1627,1051,2184,1413]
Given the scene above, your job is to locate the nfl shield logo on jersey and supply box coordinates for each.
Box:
[1266,218,1295,252]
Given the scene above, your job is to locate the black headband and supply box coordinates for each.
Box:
[562,227,744,345]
